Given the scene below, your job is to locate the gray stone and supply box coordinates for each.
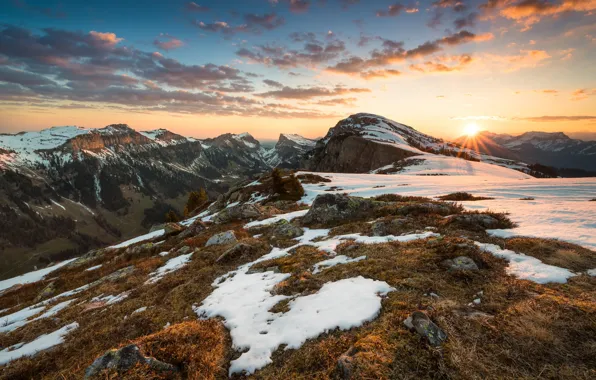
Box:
[272,220,304,238]
[216,243,253,263]
[205,230,237,247]
[66,249,106,269]
[302,194,381,225]
[178,219,207,239]
[35,281,57,302]
[163,222,184,235]
[336,346,359,379]
[84,344,176,378]
[371,221,388,236]
[176,246,193,255]
[212,203,262,224]
[403,311,447,347]
[443,256,479,271]
[98,266,135,283]
[247,266,280,274]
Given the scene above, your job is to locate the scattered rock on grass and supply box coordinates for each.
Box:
[444,214,500,229]
[442,256,479,271]
[371,221,388,236]
[179,219,207,239]
[303,194,379,225]
[205,230,237,247]
[336,346,359,379]
[272,219,304,238]
[212,203,262,224]
[403,311,447,347]
[164,222,184,236]
[216,243,253,263]
[84,344,177,378]
[35,281,57,301]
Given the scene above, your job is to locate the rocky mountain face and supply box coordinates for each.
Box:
[455,131,596,171]
[0,125,316,276]
[306,113,528,174]
[266,133,317,169]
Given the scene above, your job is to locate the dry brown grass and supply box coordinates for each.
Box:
[503,237,596,272]
[438,192,494,201]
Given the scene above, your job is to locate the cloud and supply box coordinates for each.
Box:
[340,0,360,9]
[327,30,491,76]
[153,34,184,51]
[572,88,596,101]
[410,54,474,73]
[256,85,370,99]
[481,49,551,71]
[186,2,209,12]
[480,0,596,31]
[517,115,596,122]
[0,66,57,86]
[454,12,478,29]
[360,69,402,79]
[376,3,405,17]
[194,13,285,36]
[272,0,311,13]
[263,79,284,88]
[451,115,509,121]
[236,36,346,69]
[313,97,358,106]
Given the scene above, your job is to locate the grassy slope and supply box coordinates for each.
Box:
[0,189,594,379]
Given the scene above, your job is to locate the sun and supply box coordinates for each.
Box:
[463,123,480,137]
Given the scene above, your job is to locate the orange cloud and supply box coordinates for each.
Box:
[481,49,551,71]
[572,88,596,101]
[360,69,402,80]
[89,31,123,45]
[499,0,596,31]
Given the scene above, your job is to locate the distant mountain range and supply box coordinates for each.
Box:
[454,131,596,172]
[0,115,592,276]
[0,125,312,276]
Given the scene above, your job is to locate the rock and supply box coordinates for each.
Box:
[212,203,262,224]
[442,256,479,271]
[371,221,388,236]
[99,266,135,283]
[35,281,57,302]
[176,246,193,255]
[270,200,296,211]
[163,222,184,235]
[66,249,106,269]
[178,219,207,239]
[272,220,304,238]
[205,230,237,247]
[216,243,253,263]
[149,223,165,233]
[336,346,359,379]
[391,218,409,227]
[404,311,447,347]
[84,344,177,378]
[247,266,280,274]
[302,194,380,225]
[445,214,500,229]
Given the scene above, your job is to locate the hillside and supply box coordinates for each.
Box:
[0,125,315,277]
[0,168,594,379]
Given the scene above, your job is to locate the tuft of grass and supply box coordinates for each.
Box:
[520,197,535,200]
[503,237,596,272]
[438,192,494,201]
[373,194,431,203]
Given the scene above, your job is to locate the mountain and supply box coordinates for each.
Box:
[265,133,317,168]
[0,125,318,276]
[455,131,596,171]
[306,113,530,174]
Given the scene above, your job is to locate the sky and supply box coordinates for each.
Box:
[0,0,595,141]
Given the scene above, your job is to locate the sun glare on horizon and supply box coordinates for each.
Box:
[464,123,480,137]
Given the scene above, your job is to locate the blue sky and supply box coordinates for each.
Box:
[1,0,595,139]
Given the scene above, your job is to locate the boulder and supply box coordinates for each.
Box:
[442,256,479,271]
[272,220,304,238]
[371,221,388,236]
[302,194,379,225]
[66,249,106,269]
[205,231,237,247]
[216,243,253,263]
[101,266,135,283]
[403,311,447,347]
[212,203,262,224]
[163,222,184,236]
[84,344,177,378]
[178,219,207,239]
[445,214,500,229]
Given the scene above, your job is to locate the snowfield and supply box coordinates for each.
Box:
[298,171,596,251]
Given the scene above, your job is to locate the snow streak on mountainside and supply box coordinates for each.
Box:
[266,133,317,168]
